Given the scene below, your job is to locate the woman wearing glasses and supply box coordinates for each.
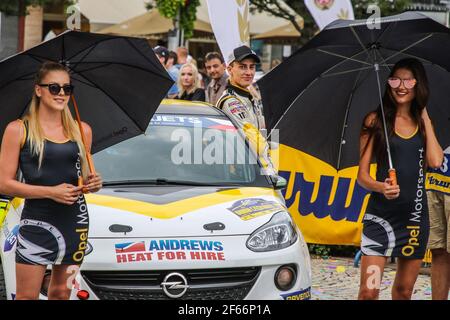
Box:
[0,61,102,299]
[357,58,443,300]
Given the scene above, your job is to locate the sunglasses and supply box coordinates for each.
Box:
[387,77,417,90]
[39,83,74,96]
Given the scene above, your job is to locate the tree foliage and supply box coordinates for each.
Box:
[0,0,73,16]
[148,0,201,39]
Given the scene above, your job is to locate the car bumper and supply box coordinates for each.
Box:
[69,236,311,300]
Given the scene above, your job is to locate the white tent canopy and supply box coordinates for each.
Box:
[81,0,301,35]
[78,0,148,31]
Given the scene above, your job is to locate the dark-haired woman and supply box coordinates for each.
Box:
[357,58,443,300]
[0,61,102,299]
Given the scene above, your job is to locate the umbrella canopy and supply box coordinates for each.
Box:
[0,30,174,154]
[258,12,450,170]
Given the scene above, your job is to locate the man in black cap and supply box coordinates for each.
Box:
[217,45,276,176]
[216,45,265,131]
[154,46,179,98]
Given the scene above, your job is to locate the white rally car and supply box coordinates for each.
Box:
[0,100,311,300]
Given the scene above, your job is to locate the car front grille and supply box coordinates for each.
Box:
[81,267,261,300]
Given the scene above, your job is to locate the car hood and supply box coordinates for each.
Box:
[85,186,287,238]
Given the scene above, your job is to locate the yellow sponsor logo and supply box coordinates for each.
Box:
[401,225,420,257]
[426,173,450,194]
[274,144,375,245]
[282,287,312,300]
[426,153,449,194]
[73,228,89,263]
[286,291,311,300]
[228,198,286,221]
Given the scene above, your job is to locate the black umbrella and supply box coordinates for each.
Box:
[0,30,174,180]
[258,12,450,179]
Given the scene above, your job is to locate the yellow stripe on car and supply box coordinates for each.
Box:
[162,99,212,107]
[84,187,277,219]
[8,188,279,220]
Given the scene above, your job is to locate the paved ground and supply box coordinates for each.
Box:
[310,256,449,300]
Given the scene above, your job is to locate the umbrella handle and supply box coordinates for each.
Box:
[388,168,397,186]
[71,95,96,193]
[78,153,96,193]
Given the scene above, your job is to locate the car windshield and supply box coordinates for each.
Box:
[94,113,270,187]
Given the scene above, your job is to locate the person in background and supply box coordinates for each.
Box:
[205,52,228,105]
[216,45,264,130]
[166,51,179,75]
[175,63,205,101]
[196,57,210,89]
[188,59,204,88]
[426,146,450,300]
[216,45,275,176]
[175,47,189,70]
[154,46,178,98]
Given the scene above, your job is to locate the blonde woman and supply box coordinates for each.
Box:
[0,61,102,300]
[175,63,205,101]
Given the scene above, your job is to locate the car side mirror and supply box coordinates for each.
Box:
[271,175,287,190]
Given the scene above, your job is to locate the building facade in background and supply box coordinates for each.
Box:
[0,1,449,65]
[409,0,449,26]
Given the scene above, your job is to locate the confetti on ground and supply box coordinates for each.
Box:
[311,257,441,300]
[336,266,346,273]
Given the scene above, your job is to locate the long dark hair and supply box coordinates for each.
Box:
[361,58,429,163]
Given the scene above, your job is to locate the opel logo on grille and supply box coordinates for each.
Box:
[161,272,189,298]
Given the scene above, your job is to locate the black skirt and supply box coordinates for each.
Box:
[16,197,89,265]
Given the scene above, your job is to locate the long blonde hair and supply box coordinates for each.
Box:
[177,63,201,97]
[23,61,89,180]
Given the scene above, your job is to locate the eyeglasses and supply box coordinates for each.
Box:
[387,77,417,90]
[38,83,74,96]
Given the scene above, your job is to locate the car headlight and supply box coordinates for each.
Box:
[246,211,298,252]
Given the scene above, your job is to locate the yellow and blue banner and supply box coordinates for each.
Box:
[275,144,374,245]
[275,145,449,245]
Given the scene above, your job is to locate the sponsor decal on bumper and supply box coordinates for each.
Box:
[280,287,311,300]
[114,239,225,264]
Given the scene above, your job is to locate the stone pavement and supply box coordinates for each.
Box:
[310,256,449,300]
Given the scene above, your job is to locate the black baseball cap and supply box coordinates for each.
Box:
[153,46,169,58]
[227,45,260,65]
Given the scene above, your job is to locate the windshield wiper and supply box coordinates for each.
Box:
[102,179,243,187]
